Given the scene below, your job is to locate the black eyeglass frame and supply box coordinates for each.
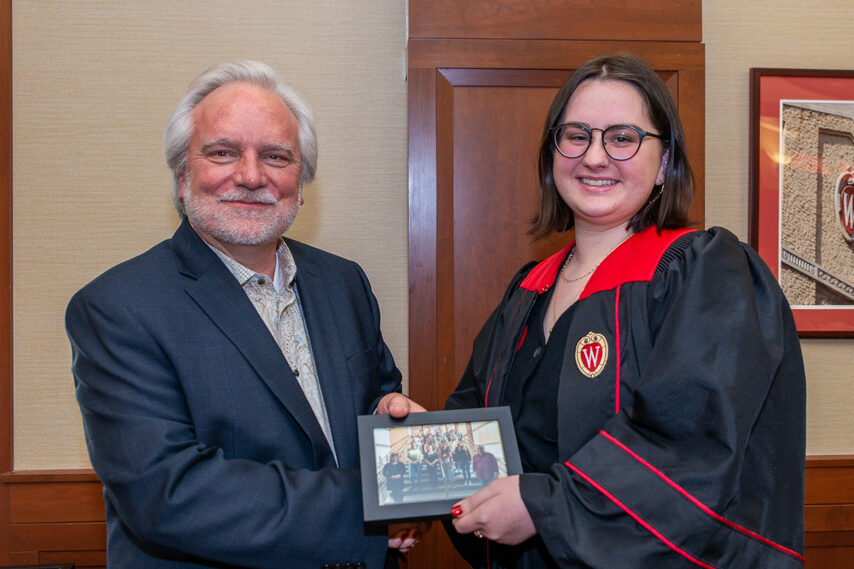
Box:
[551,122,666,161]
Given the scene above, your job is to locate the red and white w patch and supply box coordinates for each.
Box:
[575,331,609,378]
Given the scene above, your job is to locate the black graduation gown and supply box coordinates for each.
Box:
[446,226,806,569]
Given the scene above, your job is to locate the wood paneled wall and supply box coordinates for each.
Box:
[1,472,104,568]
[803,456,854,566]
[0,459,850,567]
[1,0,15,564]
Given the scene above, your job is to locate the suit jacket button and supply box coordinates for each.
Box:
[320,565,331,569]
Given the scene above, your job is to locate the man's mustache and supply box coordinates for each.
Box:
[215,189,277,205]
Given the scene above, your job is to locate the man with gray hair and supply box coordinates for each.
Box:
[67,61,424,569]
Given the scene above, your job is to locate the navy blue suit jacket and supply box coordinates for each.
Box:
[67,219,402,568]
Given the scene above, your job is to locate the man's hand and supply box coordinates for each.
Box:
[450,475,537,545]
[388,521,431,553]
[377,392,429,554]
[375,393,428,418]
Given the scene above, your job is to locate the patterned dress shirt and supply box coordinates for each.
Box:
[207,239,337,462]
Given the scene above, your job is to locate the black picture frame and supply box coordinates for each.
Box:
[357,407,522,523]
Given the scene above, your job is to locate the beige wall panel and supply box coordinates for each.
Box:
[704,0,854,454]
[802,339,854,454]
[12,0,853,469]
[12,1,407,469]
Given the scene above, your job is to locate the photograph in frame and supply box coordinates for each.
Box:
[357,407,522,523]
[749,68,854,336]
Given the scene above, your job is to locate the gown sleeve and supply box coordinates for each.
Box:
[520,228,806,569]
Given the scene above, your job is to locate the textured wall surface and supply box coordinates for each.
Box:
[704,0,854,454]
[12,1,408,469]
[10,1,854,470]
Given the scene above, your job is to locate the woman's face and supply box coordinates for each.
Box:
[553,79,668,230]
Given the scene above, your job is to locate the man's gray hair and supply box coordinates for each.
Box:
[164,61,317,216]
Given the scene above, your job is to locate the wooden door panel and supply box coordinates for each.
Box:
[409,0,702,42]
[447,78,564,383]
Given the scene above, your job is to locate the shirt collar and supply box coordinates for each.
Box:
[205,238,297,293]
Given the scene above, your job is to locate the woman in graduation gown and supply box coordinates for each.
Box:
[445,54,806,569]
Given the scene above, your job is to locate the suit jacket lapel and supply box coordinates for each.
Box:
[170,220,336,467]
[291,247,358,469]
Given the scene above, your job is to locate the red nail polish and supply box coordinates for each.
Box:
[451,505,463,518]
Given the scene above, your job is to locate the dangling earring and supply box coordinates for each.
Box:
[639,185,664,221]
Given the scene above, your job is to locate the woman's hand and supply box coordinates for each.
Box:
[451,475,537,545]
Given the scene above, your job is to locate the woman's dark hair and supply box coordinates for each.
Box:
[530,53,694,239]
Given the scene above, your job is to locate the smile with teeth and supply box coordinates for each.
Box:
[580,177,618,187]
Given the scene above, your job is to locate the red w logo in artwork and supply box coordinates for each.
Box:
[579,343,603,372]
[842,183,854,236]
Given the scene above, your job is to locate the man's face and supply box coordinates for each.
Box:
[179,82,303,249]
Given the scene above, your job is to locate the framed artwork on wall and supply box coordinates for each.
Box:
[749,68,854,336]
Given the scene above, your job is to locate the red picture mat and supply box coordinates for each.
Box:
[749,69,854,337]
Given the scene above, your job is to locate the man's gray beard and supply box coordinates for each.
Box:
[182,180,301,246]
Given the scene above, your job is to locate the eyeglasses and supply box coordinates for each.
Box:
[551,123,665,161]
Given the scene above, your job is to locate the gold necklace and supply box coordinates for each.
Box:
[548,233,633,334]
[558,247,595,284]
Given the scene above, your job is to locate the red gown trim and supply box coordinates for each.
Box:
[564,460,719,569]
[598,430,806,561]
[519,226,697,296]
